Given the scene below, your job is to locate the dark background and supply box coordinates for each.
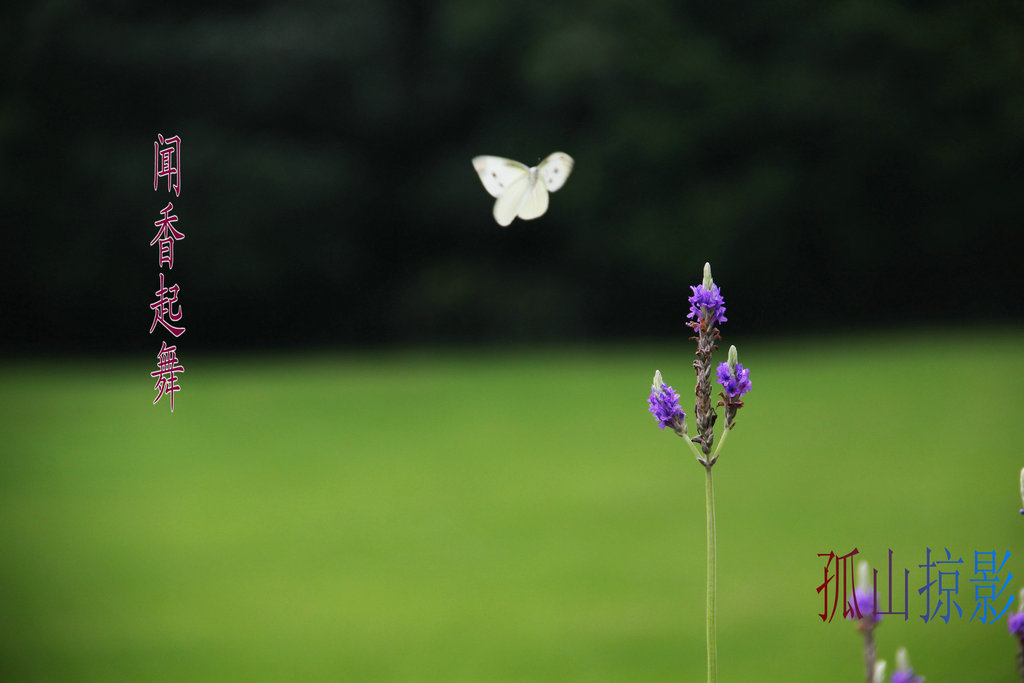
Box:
[3,0,1022,352]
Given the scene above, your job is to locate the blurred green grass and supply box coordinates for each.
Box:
[1,330,1022,682]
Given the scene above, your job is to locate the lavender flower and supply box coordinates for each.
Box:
[851,586,882,624]
[1008,587,1024,637]
[690,263,724,457]
[850,561,880,623]
[848,561,886,683]
[1010,611,1024,637]
[687,283,727,328]
[649,370,686,436]
[643,261,751,683]
[1011,589,1024,682]
[716,345,750,430]
[847,561,884,683]
[890,647,924,683]
[716,361,751,398]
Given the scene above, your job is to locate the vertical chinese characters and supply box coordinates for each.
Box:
[150,133,185,411]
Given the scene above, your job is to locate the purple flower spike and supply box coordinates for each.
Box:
[850,588,882,624]
[716,361,751,398]
[649,370,686,436]
[1008,611,1024,637]
[849,563,882,625]
[687,283,727,327]
[891,648,924,683]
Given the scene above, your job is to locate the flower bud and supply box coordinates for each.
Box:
[1009,593,1024,636]
[891,647,925,683]
[1019,467,1023,514]
[702,262,714,289]
[857,561,870,591]
[895,647,910,672]
[648,373,687,436]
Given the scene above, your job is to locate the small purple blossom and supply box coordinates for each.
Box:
[649,371,686,435]
[892,648,924,683]
[849,588,881,624]
[716,361,751,398]
[687,283,727,327]
[891,671,923,683]
[1008,611,1024,637]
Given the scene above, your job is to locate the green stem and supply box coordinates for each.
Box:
[1017,635,1024,683]
[863,627,875,683]
[705,462,718,683]
[709,423,730,466]
[683,432,706,463]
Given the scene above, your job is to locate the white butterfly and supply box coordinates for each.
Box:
[472,152,574,226]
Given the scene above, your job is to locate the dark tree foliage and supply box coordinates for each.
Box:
[2,0,1022,351]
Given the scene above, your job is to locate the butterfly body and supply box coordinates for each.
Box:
[472,152,574,226]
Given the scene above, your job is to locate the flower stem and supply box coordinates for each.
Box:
[704,462,718,683]
[1017,636,1024,683]
[683,433,706,463]
[863,627,876,683]
[709,422,730,466]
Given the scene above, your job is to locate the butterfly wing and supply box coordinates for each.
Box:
[492,172,534,227]
[536,152,574,192]
[472,156,530,198]
[515,172,550,221]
